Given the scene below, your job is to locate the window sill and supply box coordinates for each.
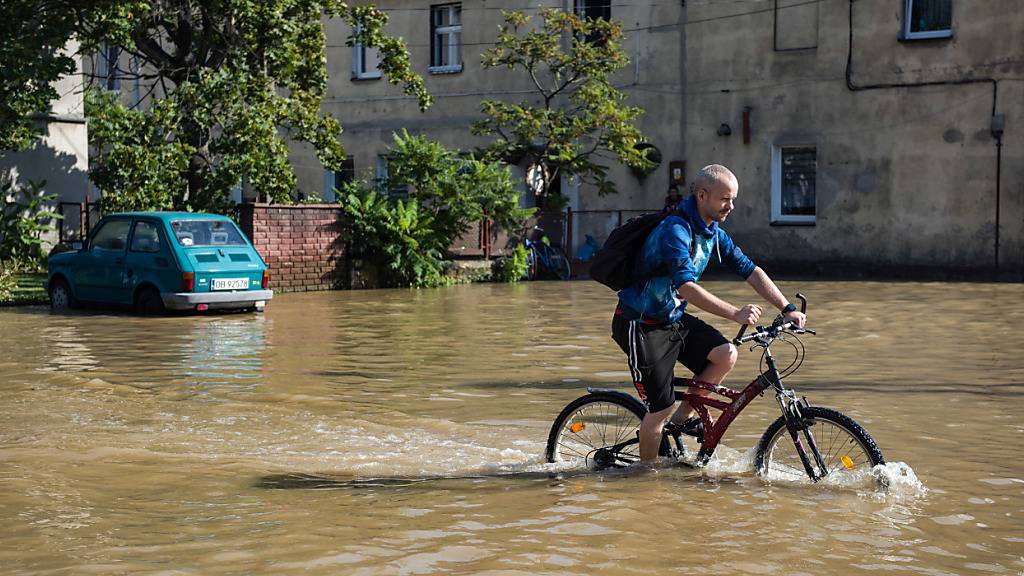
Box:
[351,72,382,81]
[899,29,953,42]
[428,64,463,75]
[770,218,816,227]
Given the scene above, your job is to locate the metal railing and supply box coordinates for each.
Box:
[56,201,101,244]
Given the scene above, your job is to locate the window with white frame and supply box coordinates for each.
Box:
[771,145,816,224]
[903,0,952,40]
[324,158,355,202]
[430,4,462,73]
[351,23,382,80]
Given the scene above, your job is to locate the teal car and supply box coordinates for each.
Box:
[46,212,273,314]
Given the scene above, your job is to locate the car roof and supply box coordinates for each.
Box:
[107,212,234,221]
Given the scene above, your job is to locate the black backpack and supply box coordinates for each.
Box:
[589,211,670,291]
[589,209,699,291]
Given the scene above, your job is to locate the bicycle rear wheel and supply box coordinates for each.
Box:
[755,406,884,484]
[525,246,539,280]
[546,392,664,469]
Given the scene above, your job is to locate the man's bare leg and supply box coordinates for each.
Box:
[671,342,738,424]
[639,403,677,463]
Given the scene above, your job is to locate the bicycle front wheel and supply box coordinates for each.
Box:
[546,393,651,469]
[550,248,571,280]
[755,406,884,484]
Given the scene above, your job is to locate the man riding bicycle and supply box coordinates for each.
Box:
[611,164,806,465]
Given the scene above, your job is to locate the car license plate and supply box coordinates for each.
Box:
[212,277,249,290]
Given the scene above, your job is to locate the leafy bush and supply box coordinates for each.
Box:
[0,260,15,301]
[339,132,533,288]
[339,185,449,288]
[493,244,529,283]
[0,179,61,269]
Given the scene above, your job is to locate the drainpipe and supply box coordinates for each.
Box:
[992,114,1004,276]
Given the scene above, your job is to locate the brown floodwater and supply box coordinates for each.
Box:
[1,280,1022,575]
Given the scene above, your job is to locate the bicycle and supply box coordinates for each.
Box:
[522,226,571,281]
[545,294,885,483]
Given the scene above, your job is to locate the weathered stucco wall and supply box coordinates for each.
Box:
[237,204,349,293]
[294,0,685,219]
[684,0,1023,279]
[287,0,1022,279]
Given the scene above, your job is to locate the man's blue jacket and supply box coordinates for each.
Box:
[616,195,756,324]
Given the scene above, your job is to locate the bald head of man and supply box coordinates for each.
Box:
[690,164,739,225]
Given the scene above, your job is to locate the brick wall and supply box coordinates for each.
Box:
[237,204,349,293]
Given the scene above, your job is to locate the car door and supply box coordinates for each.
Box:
[74,218,132,304]
[125,218,177,297]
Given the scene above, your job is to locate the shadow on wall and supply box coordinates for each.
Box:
[1,138,88,248]
[0,138,88,203]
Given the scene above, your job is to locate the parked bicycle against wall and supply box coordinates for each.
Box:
[545,294,886,484]
[522,226,571,281]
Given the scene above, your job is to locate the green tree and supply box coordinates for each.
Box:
[340,132,533,288]
[472,9,652,206]
[0,1,151,152]
[77,0,431,212]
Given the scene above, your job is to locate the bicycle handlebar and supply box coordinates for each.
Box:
[732,293,813,346]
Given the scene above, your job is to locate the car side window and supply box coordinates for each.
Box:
[90,220,131,253]
[130,221,162,253]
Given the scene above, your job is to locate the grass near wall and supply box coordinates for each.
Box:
[0,273,48,306]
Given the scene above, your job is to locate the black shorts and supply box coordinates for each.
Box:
[611,312,729,413]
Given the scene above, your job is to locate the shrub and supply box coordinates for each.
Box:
[0,179,61,270]
[0,260,15,301]
[493,244,529,283]
[338,132,533,288]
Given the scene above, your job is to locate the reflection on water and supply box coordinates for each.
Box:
[0,280,1022,574]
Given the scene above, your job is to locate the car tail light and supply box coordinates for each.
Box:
[261,270,270,289]
[181,272,195,292]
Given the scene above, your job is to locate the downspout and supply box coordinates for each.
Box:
[845,0,1002,277]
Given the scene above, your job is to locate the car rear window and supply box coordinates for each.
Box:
[170,219,248,247]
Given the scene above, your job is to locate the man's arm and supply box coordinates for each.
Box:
[745,266,806,327]
[677,281,762,326]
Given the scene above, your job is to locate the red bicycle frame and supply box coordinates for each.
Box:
[676,374,774,462]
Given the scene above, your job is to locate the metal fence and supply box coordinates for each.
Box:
[56,201,101,244]
[449,208,660,266]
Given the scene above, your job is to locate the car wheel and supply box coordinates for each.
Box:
[49,278,77,311]
[135,286,165,315]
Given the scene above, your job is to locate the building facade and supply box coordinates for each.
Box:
[0,42,91,244]
[299,0,1022,279]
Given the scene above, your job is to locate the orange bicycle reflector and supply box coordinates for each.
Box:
[570,422,586,433]
[840,455,855,470]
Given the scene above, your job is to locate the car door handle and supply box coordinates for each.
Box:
[115,257,124,264]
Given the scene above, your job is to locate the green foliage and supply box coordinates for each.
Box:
[340,133,533,288]
[73,0,431,212]
[340,185,448,288]
[0,1,138,151]
[0,1,76,151]
[0,261,15,301]
[0,179,61,268]
[472,8,653,201]
[493,243,529,283]
[86,89,195,213]
[385,131,534,241]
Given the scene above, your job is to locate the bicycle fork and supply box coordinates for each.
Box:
[760,343,830,482]
[777,391,830,482]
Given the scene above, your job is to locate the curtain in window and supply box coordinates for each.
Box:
[909,0,951,33]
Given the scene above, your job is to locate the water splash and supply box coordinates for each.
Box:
[871,461,928,497]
